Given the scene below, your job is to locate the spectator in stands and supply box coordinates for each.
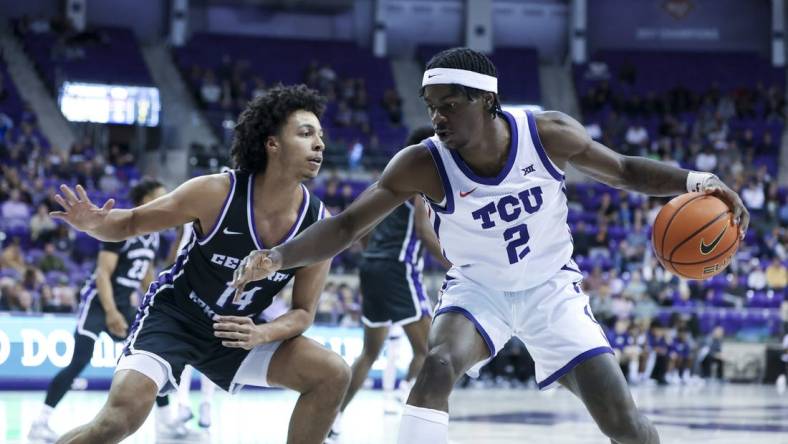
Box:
[695,145,717,172]
[200,70,221,105]
[766,257,787,290]
[317,64,337,92]
[16,121,43,152]
[7,284,33,313]
[351,90,370,128]
[700,326,725,380]
[624,121,648,153]
[322,177,345,214]
[37,242,65,273]
[741,177,765,213]
[2,188,31,224]
[572,221,591,257]
[596,192,617,224]
[337,283,361,327]
[30,203,57,243]
[622,270,647,300]
[649,323,670,385]
[720,274,747,306]
[42,276,75,313]
[315,282,340,324]
[382,88,403,125]
[108,144,134,168]
[98,165,122,194]
[51,224,74,254]
[589,221,611,258]
[747,258,767,290]
[334,101,352,127]
[339,183,355,212]
[583,265,606,297]
[0,236,25,274]
[348,139,364,170]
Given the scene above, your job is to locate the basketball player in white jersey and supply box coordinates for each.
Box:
[231,48,750,443]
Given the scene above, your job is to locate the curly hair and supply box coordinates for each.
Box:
[423,47,502,119]
[231,84,326,173]
[129,177,163,206]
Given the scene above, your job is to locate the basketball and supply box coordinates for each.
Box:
[652,192,740,280]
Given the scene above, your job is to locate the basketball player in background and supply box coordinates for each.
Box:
[232,48,750,444]
[328,127,451,442]
[29,179,182,443]
[48,85,350,444]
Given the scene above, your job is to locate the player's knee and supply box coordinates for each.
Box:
[420,348,459,387]
[319,354,352,394]
[597,409,644,442]
[97,391,152,437]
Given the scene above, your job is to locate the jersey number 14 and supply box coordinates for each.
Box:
[216,283,261,311]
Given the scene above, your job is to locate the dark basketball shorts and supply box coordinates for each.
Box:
[116,288,282,395]
[359,258,432,327]
[76,285,136,342]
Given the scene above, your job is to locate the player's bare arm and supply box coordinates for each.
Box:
[50,174,231,242]
[535,111,749,237]
[231,144,442,288]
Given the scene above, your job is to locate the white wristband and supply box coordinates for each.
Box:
[686,171,715,193]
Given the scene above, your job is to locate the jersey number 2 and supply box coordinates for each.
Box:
[503,223,531,264]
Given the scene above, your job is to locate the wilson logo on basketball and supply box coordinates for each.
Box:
[699,225,728,256]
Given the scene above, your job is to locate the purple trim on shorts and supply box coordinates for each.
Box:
[434,306,495,358]
[536,346,614,389]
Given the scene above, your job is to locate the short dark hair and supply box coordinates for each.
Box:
[406,126,435,146]
[231,84,326,173]
[129,177,163,206]
[423,47,502,118]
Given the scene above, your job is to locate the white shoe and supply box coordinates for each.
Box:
[28,421,58,443]
[157,421,189,440]
[198,402,211,428]
[777,374,786,394]
[176,405,194,424]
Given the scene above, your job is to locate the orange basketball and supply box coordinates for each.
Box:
[651,192,740,280]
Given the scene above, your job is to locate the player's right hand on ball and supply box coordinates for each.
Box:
[231,249,283,297]
[106,309,129,338]
[50,184,115,233]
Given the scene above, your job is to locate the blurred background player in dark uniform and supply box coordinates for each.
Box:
[329,127,450,441]
[28,178,181,443]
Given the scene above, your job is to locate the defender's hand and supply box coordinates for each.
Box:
[702,177,750,240]
[50,184,115,233]
[230,249,283,301]
[105,309,129,338]
[213,316,269,350]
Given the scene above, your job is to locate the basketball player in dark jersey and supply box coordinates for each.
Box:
[48,85,350,444]
[29,179,169,443]
[328,127,450,441]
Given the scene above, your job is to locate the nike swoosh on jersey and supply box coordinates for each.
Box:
[700,225,728,255]
[459,187,478,198]
[223,227,243,235]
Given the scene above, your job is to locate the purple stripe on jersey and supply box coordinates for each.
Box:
[561,263,581,275]
[197,171,235,242]
[125,233,196,342]
[526,110,564,182]
[434,306,495,358]
[423,138,455,214]
[536,346,614,389]
[448,110,518,186]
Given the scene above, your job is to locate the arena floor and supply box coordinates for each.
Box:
[5,384,787,444]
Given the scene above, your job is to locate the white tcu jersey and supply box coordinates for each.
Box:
[424,109,575,291]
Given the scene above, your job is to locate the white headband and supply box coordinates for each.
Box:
[421,68,498,93]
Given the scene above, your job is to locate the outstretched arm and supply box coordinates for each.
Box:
[50,175,230,242]
[231,144,440,292]
[535,111,749,236]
